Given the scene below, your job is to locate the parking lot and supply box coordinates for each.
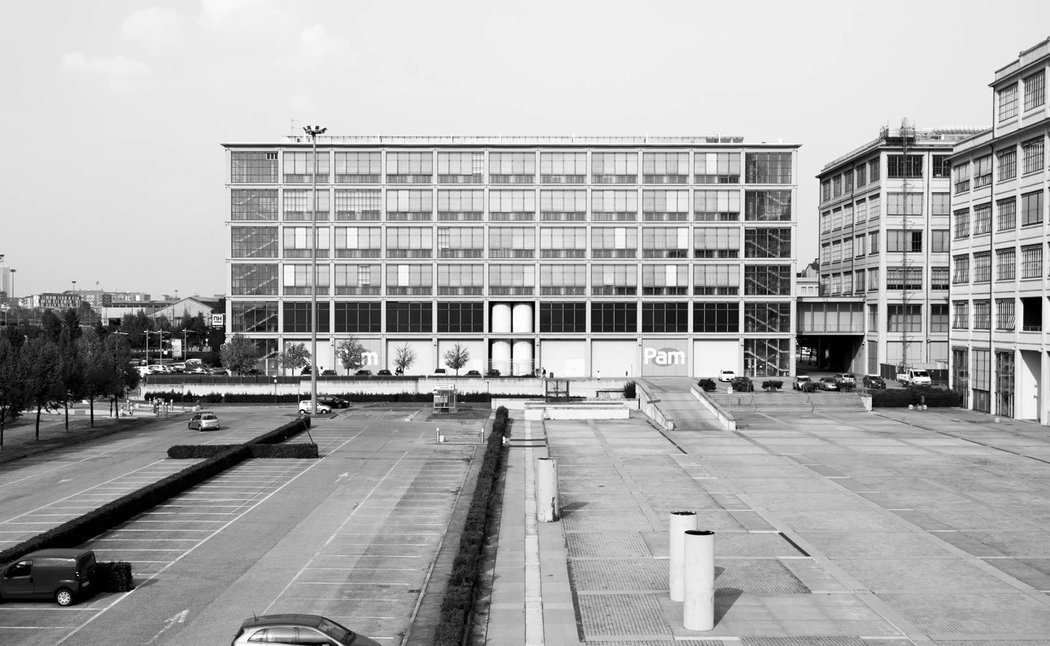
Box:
[0,405,485,646]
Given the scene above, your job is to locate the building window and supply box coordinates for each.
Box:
[489,264,535,295]
[953,163,970,194]
[540,190,587,221]
[231,227,278,258]
[953,209,970,239]
[867,195,880,221]
[744,265,791,295]
[973,155,992,188]
[231,151,278,184]
[591,302,637,333]
[283,301,329,333]
[335,227,381,258]
[930,267,949,290]
[693,264,739,295]
[887,193,923,215]
[744,190,791,221]
[744,302,790,333]
[334,152,381,183]
[996,298,1015,331]
[282,227,330,259]
[335,189,381,221]
[540,152,587,184]
[232,189,278,221]
[1022,137,1045,175]
[643,152,689,184]
[996,247,1016,281]
[887,155,922,178]
[539,264,586,295]
[820,179,831,202]
[952,255,969,284]
[744,228,791,258]
[843,171,854,193]
[283,189,330,221]
[437,189,484,221]
[887,305,922,332]
[283,264,328,295]
[868,304,878,331]
[385,301,432,333]
[869,158,880,182]
[334,302,381,333]
[745,152,791,184]
[437,227,485,259]
[232,264,278,295]
[386,152,433,184]
[539,227,586,258]
[489,152,535,184]
[437,152,484,184]
[231,301,278,333]
[972,204,991,236]
[886,267,922,290]
[489,190,536,221]
[386,190,433,221]
[997,197,1017,231]
[693,302,738,333]
[539,302,586,333]
[283,151,329,184]
[930,304,948,333]
[1021,190,1044,226]
[436,264,484,295]
[1024,70,1046,112]
[931,193,950,216]
[591,227,637,258]
[997,148,1017,182]
[973,300,991,330]
[952,301,969,329]
[887,230,922,253]
[386,226,433,258]
[437,302,484,333]
[385,264,432,296]
[855,164,868,186]
[592,152,638,184]
[1022,244,1043,278]
[744,338,790,377]
[641,265,688,296]
[642,227,690,258]
[931,230,949,253]
[932,155,950,178]
[488,227,536,259]
[592,190,637,221]
[973,252,991,283]
[695,190,741,221]
[642,190,690,221]
[868,230,879,254]
[642,302,689,333]
[693,227,740,258]
[695,152,739,184]
[334,264,381,296]
[999,84,1019,121]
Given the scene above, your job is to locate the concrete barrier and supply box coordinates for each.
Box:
[690,386,737,431]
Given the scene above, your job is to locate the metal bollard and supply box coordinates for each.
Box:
[536,457,559,522]
[669,511,698,602]
[683,530,715,631]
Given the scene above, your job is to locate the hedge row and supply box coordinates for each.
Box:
[94,561,135,593]
[871,387,963,408]
[434,406,510,646]
[143,391,501,404]
[0,417,312,566]
[168,443,319,459]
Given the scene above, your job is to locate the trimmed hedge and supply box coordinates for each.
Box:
[168,443,318,459]
[0,417,311,566]
[94,561,135,593]
[143,391,500,404]
[434,406,510,646]
[872,387,962,408]
[697,378,716,392]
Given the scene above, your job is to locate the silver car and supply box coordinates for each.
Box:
[188,412,220,431]
[231,614,380,646]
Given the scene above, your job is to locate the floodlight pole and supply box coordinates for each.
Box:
[304,124,326,415]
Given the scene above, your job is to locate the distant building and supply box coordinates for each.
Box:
[21,293,82,310]
[146,297,222,327]
[950,37,1050,421]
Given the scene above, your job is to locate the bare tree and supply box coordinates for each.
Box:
[443,343,470,377]
[393,343,416,375]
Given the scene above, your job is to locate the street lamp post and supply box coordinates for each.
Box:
[304,124,326,415]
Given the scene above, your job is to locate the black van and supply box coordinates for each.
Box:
[0,549,96,606]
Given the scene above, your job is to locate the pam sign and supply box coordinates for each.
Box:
[641,339,689,376]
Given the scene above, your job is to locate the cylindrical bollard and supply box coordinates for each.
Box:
[536,457,559,522]
[683,530,715,631]
[669,511,698,602]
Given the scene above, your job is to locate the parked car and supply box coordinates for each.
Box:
[186,365,209,374]
[318,397,350,409]
[718,369,736,382]
[355,369,373,376]
[377,369,393,376]
[793,375,813,390]
[321,369,337,376]
[0,548,96,606]
[187,411,220,431]
[818,376,839,391]
[209,368,230,376]
[300,366,313,375]
[862,374,887,389]
[231,614,381,646]
[465,369,482,377]
[298,400,331,415]
[485,369,501,377]
[834,373,857,387]
[168,362,186,373]
[896,367,932,386]
[433,368,446,375]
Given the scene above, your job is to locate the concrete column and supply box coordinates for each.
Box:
[683,529,715,631]
[535,457,559,522]
[669,511,697,602]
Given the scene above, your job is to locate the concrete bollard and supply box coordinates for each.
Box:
[669,511,698,602]
[683,530,715,631]
[536,457,559,522]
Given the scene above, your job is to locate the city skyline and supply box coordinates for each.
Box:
[3,0,1049,297]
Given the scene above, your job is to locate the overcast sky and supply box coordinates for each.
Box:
[2,0,1048,299]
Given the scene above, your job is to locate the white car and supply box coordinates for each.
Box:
[298,400,332,415]
[718,370,736,382]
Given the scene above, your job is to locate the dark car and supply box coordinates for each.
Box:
[318,397,350,409]
[862,374,887,389]
[465,369,482,377]
[320,369,337,376]
[231,614,380,646]
[377,369,393,376]
[355,369,373,376]
[300,366,313,375]
[0,548,96,606]
[433,368,446,375]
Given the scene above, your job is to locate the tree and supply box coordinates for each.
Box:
[21,336,62,440]
[77,329,112,427]
[104,333,138,415]
[219,334,261,375]
[337,337,367,375]
[57,328,85,431]
[61,308,83,341]
[0,336,28,449]
[278,343,312,375]
[393,343,416,375]
[40,309,63,342]
[443,343,470,377]
[120,311,153,349]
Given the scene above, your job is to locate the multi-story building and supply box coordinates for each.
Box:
[950,37,1050,421]
[815,126,981,377]
[222,136,799,378]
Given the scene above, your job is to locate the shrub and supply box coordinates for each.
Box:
[697,378,716,392]
[622,381,636,399]
[802,382,819,393]
[838,382,856,392]
[871,387,962,408]
[168,443,318,459]
[94,561,134,592]
[730,376,754,392]
[761,380,783,391]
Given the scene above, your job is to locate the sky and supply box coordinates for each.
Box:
[2,0,1049,299]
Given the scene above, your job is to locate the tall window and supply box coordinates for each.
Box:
[973,252,991,283]
[232,151,278,183]
[952,301,968,329]
[855,164,867,186]
[931,230,950,253]
[972,204,991,235]
[973,155,992,188]
[930,304,948,333]
[745,152,792,183]
[887,155,922,178]
[952,254,969,284]
[953,163,970,194]
[1021,191,1044,226]
[868,230,879,254]
[997,197,1017,231]
[386,152,432,184]
[869,159,880,182]
[997,148,1017,182]
[998,84,1018,121]
[540,152,587,184]
[232,189,278,220]
[642,152,689,184]
[744,190,791,221]
[932,155,951,178]
[930,267,949,290]
[973,300,991,330]
[953,209,970,238]
[1021,244,1042,278]
[334,152,381,183]
[996,298,1015,331]
[693,303,738,333]
[1022,137,1045,175]
[694,152,739,183]
[931,193,950,216]
[1024,70,1046,111]
[489,152,536,184]
[996,247,1016,281]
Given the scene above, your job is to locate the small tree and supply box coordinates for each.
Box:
[0,336,28,449]
[105,333,139,415]
[443,343,470,377]
[337,337,367,375]
[22,336,63,440]
[393,343,416,375]
[220,334,262,375]
[278,343,312,375]
[58,328,85,431]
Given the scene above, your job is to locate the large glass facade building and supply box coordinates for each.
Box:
[222,136,799,378]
